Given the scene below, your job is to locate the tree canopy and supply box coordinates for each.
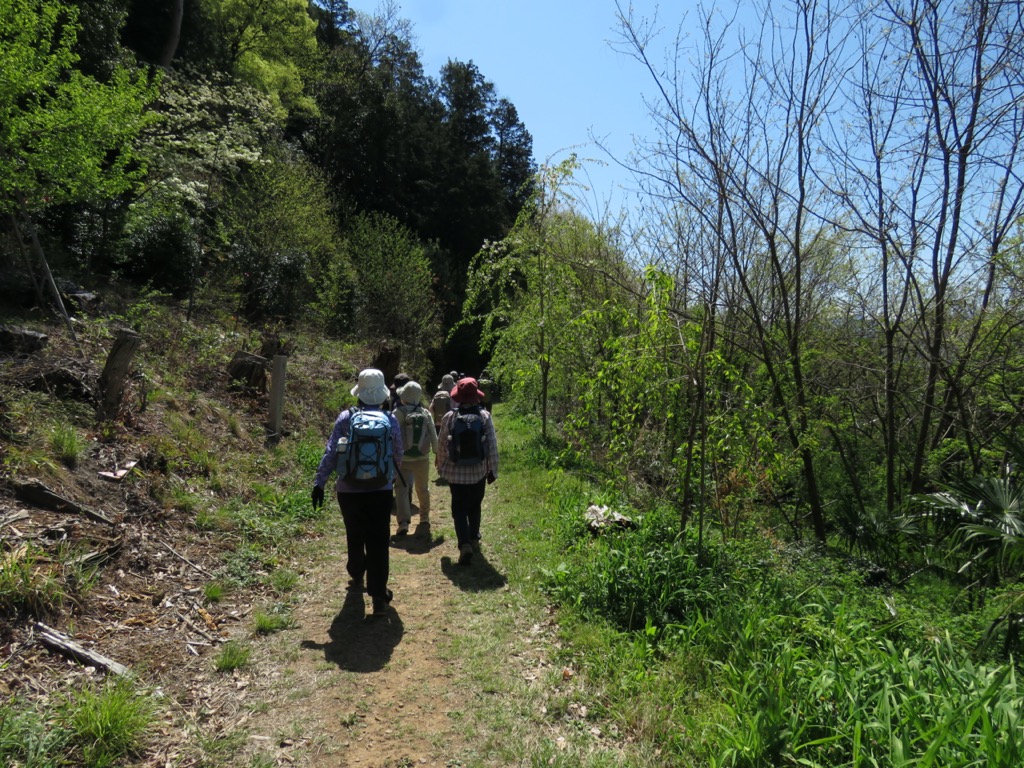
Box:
[0,0,156,213]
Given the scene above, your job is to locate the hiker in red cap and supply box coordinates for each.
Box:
[435,377,499,565]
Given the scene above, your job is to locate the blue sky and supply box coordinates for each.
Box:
[348,0,674,214]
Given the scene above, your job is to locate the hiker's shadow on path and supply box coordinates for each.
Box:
[440,551,507,592]
[300,588,403,672]
[390,521,445,555]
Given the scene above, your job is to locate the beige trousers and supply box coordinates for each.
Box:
[395,457,431,526]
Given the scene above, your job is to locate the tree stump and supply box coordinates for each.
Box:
[98,329,140,420]
[372,345,402,384]
[227,351,268,393]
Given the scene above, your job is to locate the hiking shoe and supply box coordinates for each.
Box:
[371,589,394,615]
[395,523,409,538]
[458,543,473,566]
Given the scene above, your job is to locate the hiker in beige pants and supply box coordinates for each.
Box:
[393,381,437,536]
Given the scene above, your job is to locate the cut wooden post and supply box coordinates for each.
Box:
[267,354,287,441]
[98,329,141,420]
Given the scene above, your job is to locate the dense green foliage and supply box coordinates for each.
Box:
[2,0,534,369]
[450,4,1024,760]
[0,0,157,212]
[536,471,1024,766]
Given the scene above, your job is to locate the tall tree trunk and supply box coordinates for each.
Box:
[158,0,185,68]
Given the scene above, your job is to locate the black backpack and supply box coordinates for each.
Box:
[449,406,486,465]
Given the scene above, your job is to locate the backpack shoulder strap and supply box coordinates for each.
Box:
[342,406,356,436]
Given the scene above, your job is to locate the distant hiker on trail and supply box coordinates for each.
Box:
[436,377,498,566]
[477,371,494,408]
[393,380,437,537]
[429,373,456,430]
[389,372,411,411]
[311,368,403,616]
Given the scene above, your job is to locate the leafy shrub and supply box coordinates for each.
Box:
[221,148,341,321]
[543,490,754,631]
[115,187,201,297]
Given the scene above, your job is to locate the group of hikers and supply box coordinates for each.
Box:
[310,368,499,616]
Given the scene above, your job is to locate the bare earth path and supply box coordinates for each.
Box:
[234,477,531,768]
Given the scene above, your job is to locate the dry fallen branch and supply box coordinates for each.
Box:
[177,612,217,643]
[0,510,31,529]
[67,537,123,569]
[161,540,213,578]
[33,621,130,676]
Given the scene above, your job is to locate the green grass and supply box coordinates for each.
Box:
[49,421,87,468]
[267,567,299,594]
[0,543,68,617]
[0,676,158,768]
[215,641,251,672]
[204,581,228,603]
[252,605,294,635]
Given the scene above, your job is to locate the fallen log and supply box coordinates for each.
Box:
[0,325,48,355]
[12,480,116,525]
[34,622,130,676]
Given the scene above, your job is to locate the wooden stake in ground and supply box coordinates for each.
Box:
[268,354,288,442]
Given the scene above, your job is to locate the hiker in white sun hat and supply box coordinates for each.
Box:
[351,368,390,405]
[312,368,403,616]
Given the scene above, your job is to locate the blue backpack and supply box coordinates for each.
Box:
[338,407,394,487]
[449,406,486,465]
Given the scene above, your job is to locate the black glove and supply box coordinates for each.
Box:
[486,471,496,485]
[311,485,325,510]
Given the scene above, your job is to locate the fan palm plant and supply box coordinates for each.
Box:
[913,472,1024,655]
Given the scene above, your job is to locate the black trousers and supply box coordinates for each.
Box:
[449,478,486,547]
[337,490,392,598]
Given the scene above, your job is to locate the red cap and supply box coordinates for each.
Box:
[451,377,484,404]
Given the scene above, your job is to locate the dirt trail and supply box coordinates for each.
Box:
[237,479,508,767]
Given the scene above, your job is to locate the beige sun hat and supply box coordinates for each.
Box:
[398,380,423,405]
[350,368,389,405]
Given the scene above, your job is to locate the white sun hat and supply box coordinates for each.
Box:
[350,368,389,406]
